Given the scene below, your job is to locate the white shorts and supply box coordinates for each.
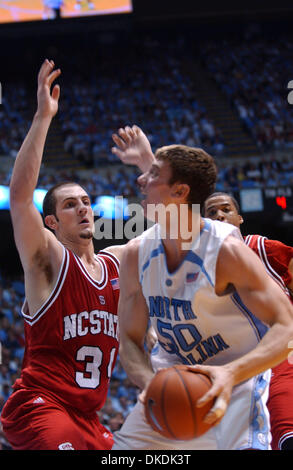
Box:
[112,370,271,450]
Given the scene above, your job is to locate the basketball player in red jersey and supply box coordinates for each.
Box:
[0,60,152,450]
[204,192,293,450]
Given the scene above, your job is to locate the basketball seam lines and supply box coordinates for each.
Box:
[173,367,197,439]
[161,372,177,440]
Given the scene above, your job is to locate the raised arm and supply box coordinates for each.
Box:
[10,59,62,270]
[117,238,155,391]
[111,125,155,173]
[9,60,64,316]
[194,236,293,424]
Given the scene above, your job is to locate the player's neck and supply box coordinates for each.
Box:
[61,237,95,262]
[160,216,204,273]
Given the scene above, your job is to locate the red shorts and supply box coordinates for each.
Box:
[267,359,293,450]
[1,389,113,450]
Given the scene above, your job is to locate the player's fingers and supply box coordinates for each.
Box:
[48,68,61,87]
[203,396,228,425]
[52,84,60,102]
[112,133,127,150]
[187,364,211,377]
[125,125,135,138]
[38,59,54,82]
[111,147,125,160]
[132,125,142,135]
[194,372,219,407]
[138,389,146,404]
[118,128,132,144]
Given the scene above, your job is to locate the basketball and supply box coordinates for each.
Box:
[144,365,214,440]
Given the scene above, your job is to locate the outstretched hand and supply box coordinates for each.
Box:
[36,59,61,119]
[111,125,155,173]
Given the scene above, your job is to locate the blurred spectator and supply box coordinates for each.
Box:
[200,34,293,153]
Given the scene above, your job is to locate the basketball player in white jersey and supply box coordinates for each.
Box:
[111,143,293,450]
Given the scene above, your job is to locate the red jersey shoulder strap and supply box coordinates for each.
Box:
[245,234,290,295]
[98,250,120,276]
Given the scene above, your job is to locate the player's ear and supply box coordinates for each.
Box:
[44,214,58,231]
[239,214,244,225]
[172,183,190,202]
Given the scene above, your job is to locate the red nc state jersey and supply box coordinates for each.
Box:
[244,234,293,300]
[14,247,120,415]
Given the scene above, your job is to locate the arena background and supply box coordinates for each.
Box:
[1,0,293,449]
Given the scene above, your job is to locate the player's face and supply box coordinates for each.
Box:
[54,185,94,240]
[204,195,243,228]
[137,159,175,216]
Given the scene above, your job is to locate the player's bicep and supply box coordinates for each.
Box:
[118,240,149,348]
[217,237,293,326]
[10,200,59,269]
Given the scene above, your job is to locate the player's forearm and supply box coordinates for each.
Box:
[227,322,293,386]
[10,113,52,204]
[119,337,155,391]
[137,150,155,173]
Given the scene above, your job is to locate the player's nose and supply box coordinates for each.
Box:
[216,210,226,222]
[137,172,147,192]
[78,202,88,215]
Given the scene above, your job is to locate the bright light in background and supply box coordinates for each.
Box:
[0,185,129,219]
[0,185,10,210]
[92,195,129,220]
[33,189,48,213]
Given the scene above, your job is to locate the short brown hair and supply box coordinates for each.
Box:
[155,145,217,207]
[42,182,89,218]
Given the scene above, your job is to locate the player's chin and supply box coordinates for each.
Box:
[79,228,94,240]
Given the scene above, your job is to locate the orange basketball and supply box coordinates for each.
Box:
[144,365,214,440]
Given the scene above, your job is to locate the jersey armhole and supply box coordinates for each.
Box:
[21,246,70,326]
[98,250,120,277]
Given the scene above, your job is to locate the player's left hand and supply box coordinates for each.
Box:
[111,125,154,173]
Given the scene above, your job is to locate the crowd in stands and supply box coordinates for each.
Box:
[216,156,293,191]
[0,35,226,168]
[200,31,293,153]
[0,84,31,160]
[57,35,226,167]
[2,154,293,198]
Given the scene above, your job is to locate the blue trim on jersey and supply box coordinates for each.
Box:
[202,217,212,232]
[140,220,214,286]
[185,251,214,287]
[231,292,268,340]
[141,244,164,282]
[249,373,270,450]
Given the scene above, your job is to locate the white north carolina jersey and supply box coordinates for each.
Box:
[138,218,269,370]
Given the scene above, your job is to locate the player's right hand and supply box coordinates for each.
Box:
[111,125,155,173]
[36,59,61,119]
[189,363,234,426]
